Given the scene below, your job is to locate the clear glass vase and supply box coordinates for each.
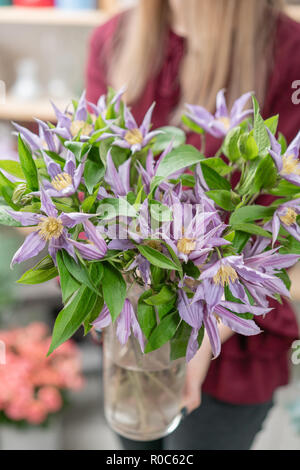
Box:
[102,283,186,441]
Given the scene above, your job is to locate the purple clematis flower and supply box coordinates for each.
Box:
[13,120,60,154]
[88,86,126,119]
[267,198,300,246]
[68,220,108,261]
[7,188,93,266]
[162,203,229,265]
[200,254,291,307]
[39,150,86,198]
[136,143,175,193]
[92,299,144,352]
[267,129,300,186]
[185,90,253,138]
[178,283,263,361]
[103,149,131,197]
[100,103,162,154]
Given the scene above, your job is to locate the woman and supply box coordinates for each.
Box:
[86,0,300,450]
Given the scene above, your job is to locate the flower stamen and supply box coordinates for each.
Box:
[280,208,298,226]
[51,172,73,191]
[217,117,231,130]
[213,264,238,286]
[125,129,143,146]
[37,217,64,241]
[177,238,196,255]
[70,120,93,137]
[282,154,300,176]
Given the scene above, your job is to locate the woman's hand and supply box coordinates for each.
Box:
[181,324,234,414]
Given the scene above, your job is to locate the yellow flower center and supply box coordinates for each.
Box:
[280,207,297,227]
[177,238,196,255]
[217,117,231,130]
[282,154,300,175]
[70,120,93,137]
[213,264,238,286]
[51,172,73,191]
[124,128,143,146]
[214,314,222,324]
[37,217,64,241]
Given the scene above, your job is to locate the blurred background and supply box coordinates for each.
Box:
[0,0,300,450]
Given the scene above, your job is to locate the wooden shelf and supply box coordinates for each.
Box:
[0,96,70,122]
[0,6,111,27]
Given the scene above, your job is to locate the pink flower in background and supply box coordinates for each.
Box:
[0,323,84,427]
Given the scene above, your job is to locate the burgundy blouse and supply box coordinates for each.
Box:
[86,12,300,404]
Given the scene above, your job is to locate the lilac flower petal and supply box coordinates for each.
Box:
[48,233,76,262]
[108,239,135,250]
[283,223,300,243]
[140,102,155,136]
[231,109,253,128]
[116,299,132,345]
[186,327,200,362]
[106,149,127,196]
[50,101,72,129]
[83,220,107,255]
[40,187,58,218]
[35,119,56,152]
[271,214,281,246]
[178,290,203,329]
[118,158,131,194]
[63,151,76,177]
[41,150,62,179]
[214,305,262,336]
[124,106,138,130]
[130,306,145,352]
[203,313,221,358]
[11,231,46,266]
[93,304,112,329]
[6,210,40,226]
[215,89,229,118]
[219,301,272,316]
[284,174,300,187]
[75,90,88,121]
[60,212,93,228]
[286,130,300,157]
[230,92,253,119]
[13,122,41,152]
[69,239,106,261]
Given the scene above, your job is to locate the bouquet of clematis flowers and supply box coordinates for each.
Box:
[1,88,300,362]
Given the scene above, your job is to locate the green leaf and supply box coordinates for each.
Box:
[144,286,175,306]
[238,133,258,160]
[0,160,25,179]
[201,157,233,176]
[232,231,251,253]
[206,190,240,211]
[170,321,192,361]
[151,145,204,189]
[102,262,126,322]
[64,141,89,161]
[253,154,277,191]
[137,290,157,339]
[56,251,80,303]
[265,115,279,135]
[138,245,181,271]
[97,198,137,220]
[18,135,39,191]
[183,260,200,279]
[152,126,186,154]
[223,127,242,162]
[156,300,176,320]
[181,115,204,134]
[0,206,21,226]
[83,295,104,335]
[145,310,180,353]
[230,205,276,225]
[200,163,231,190]
[252,97,270,154]
[17,266,58,285]
[231,223,272,238]
[269,180,300,197]
[48,286,97,355]
[84,159,105,194]
[279,236,300,255]
[61,250,99,295]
